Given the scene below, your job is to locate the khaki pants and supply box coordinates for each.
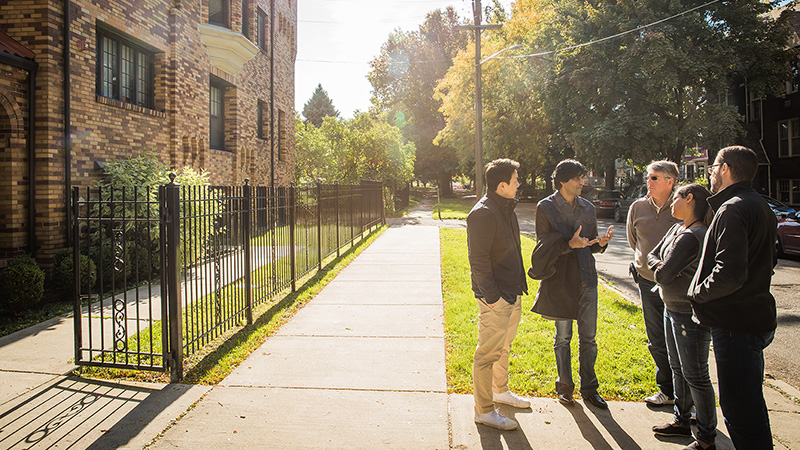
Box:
[473,295,522,414]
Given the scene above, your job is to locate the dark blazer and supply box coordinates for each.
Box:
[467,191,528,304]
[689,181,778,333]
[529,192,604,320]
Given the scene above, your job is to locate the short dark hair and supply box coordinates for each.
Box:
[552,159,586,189]
[717,146,758,183]
[675,183,713,226]
[485,158,520,193]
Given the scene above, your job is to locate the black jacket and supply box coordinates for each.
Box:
[528,192,604,319]
[689,181,778,332]
[467,191,528,304]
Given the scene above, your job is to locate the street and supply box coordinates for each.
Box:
[516,202,800,390]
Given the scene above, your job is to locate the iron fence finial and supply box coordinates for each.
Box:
[168,172,178,185]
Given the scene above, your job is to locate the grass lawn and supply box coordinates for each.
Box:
[433,197,475,220]
[440,227,656,401]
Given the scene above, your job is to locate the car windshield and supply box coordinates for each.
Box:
[598,191,623,200]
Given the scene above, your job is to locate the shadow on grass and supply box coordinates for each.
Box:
[181,227,385,384]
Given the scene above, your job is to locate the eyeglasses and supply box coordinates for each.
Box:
[707,163,722,174]
[648,176,672,181]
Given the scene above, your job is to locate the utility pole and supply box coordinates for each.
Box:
[456,0,500,200]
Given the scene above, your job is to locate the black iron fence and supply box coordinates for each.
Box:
[71,177,384,381]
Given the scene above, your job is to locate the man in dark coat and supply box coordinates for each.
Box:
[531,159,613,409]
[467,158,529,431]
[689,146,778,450]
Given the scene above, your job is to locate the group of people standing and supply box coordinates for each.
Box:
[466,146,778,450]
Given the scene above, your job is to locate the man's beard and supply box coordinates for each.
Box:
[710,171,721,194]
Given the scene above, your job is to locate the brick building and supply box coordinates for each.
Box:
[0,0,297,267]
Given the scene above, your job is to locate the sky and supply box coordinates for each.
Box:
[295,0,516,119]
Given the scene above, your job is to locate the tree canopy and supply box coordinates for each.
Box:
[368,7,468,194]
[434,0,796,188]
[302,84,340,127]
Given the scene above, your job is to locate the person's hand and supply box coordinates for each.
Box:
[598,225,614,247]
[569,226,597,248]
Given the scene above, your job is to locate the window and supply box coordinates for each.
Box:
[97,29,155,109]
[778,118,800,158]
[209,0,229,28]
[278,109,285,161]
[778,179,800,205]
[257,8,267,51]
[242,0,251,39]
[749,91,762,123]
[257,100,267,139]
[210,79,226,150]
[788,59,800,95]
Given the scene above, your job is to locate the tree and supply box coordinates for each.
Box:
[368,8,467,195]
[522,0,795,184]
[302,84,339,127]
[435,0,796,190]
[294,112,415,189]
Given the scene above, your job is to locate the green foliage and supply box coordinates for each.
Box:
[0,255,45,314]
[52,247,97,293]
[294,112,415,190]
[368,8,467,193]
[441,227,656,400]
[87,151,218,289]
[302,83,339,127]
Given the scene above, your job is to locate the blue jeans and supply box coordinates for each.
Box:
[665,310,716,444]
[712,328,775,450]
[554,285,598,395]
[638,278,673,398]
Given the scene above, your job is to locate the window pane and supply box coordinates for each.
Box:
[779,180,791,203]
[102,36,118,98]
[242,0,250,38]
[137,52,150,107]
[209,0,227,26]
[210,84,224,149]
[121,44,135,102]
[258,9,266,50]
[780,121,790,157]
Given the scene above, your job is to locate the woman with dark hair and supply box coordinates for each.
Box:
[648,183,718,450]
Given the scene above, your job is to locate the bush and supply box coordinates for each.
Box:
[0,255,45,314]
[91,241,155,288]
[52,247,97,293]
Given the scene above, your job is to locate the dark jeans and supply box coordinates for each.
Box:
[712,328,775,450]
[554,285,599,395]
[665,310,716,444]
[638,278,673,398]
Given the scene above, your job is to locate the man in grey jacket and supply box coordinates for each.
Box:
[467,158,529,431]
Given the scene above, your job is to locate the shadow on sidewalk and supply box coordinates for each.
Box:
[0,376,196,449]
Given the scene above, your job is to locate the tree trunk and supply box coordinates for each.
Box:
[605,159,616,190]
[438,171,453,197]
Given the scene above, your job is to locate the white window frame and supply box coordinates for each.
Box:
[778,179,800,205]
[778,118,800,158]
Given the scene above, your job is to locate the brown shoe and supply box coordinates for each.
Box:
[652,422,692,437]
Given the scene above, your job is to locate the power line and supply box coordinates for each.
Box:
[500,0,722,60]
[297,0,721,65]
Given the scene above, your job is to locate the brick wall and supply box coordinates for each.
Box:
[0,0,297,266]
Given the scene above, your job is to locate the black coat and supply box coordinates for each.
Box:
[467,191,528,304]
[689,182,778,333]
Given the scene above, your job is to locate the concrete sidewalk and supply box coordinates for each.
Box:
[2,216,800,449]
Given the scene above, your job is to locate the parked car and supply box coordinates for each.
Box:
[517,185,540,202]
[614,184,648,223]
[761,194,796,218]
[585,189,625,219]
[777,211,800,256]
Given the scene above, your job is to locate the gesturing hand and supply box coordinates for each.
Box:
[598,225,614,247]
[569,225,597,249]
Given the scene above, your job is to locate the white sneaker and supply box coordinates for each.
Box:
[474,409,518,431]
[645,391,674,405]
[493,390,531,409]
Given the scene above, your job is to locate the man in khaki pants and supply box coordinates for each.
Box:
[467,158,530,431]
